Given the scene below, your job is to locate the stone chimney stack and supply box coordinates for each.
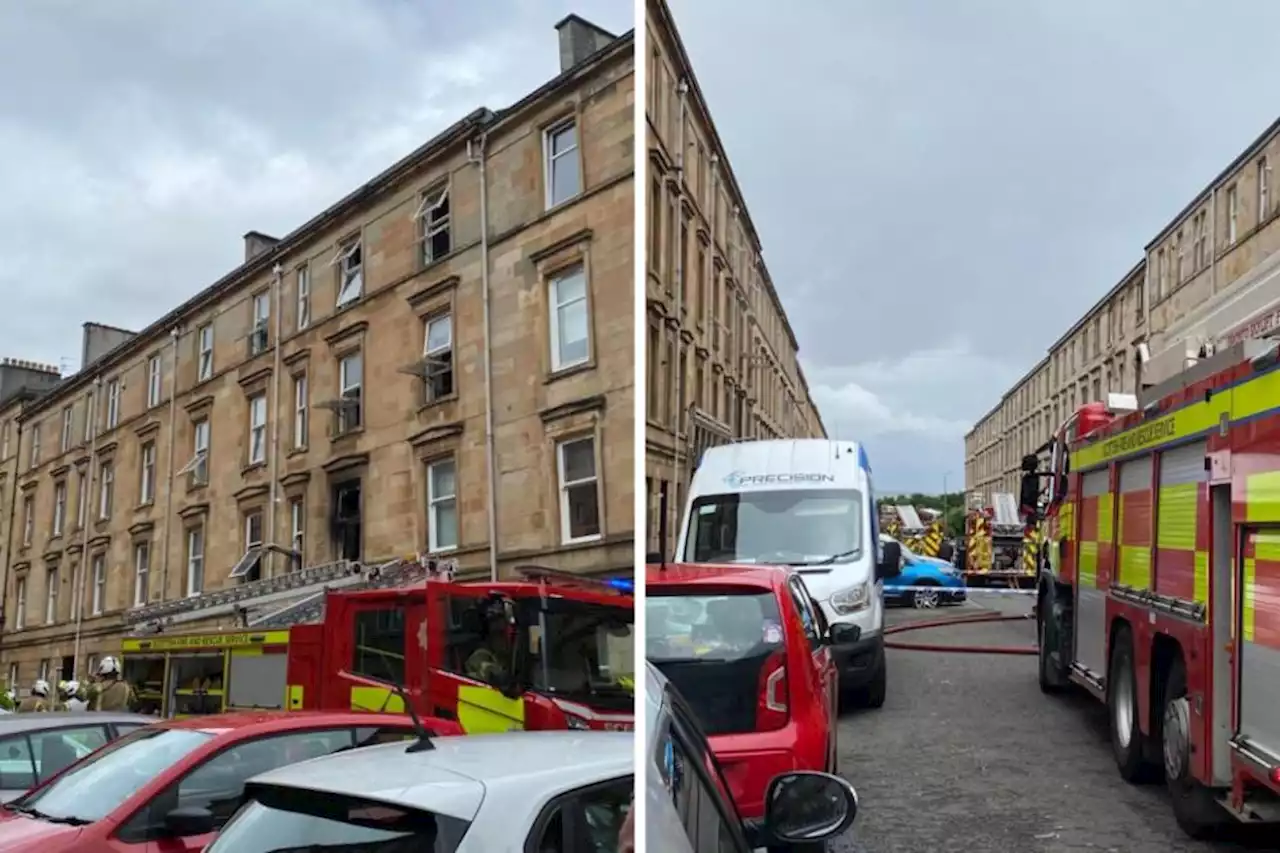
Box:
[244,231,280,263]
[554,14,615,73]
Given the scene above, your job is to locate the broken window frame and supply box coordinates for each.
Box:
[544,118,581,208]
[91,553,105,615]
[28,423,40,469]
[45,566,58,624]
[52,481,66,537]
[60,406,73,453]
[230,511,265,580]
[139,441,156,505]
[290,498,305,564]
[331,239,363,308]
[335,352,363,435]
[421,314,454,404]
[105,379,121,430]
[178,420,210,486]
[293,374,308,449]
[413,183,451,265]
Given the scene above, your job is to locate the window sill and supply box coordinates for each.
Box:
[287,446,309,458]
[330,428,365,444]
[242,461,267,477]
[186,481,209,496]
[545,361,594,385]
[134,501,154,513]
[426,545,458,557]
[417,394,458,414]
[562,533,603,547]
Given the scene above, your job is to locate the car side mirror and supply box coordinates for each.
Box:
[163,806,216,836]
[828,623,861,646]
[761,771,858,846]
[875,541,902,581]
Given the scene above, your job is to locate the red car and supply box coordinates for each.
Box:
[0,710,460,852]
[646,561,849,822]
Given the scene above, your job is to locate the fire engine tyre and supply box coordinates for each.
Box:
[1108,628,1158,784]
[1162,657,1228,839]
[1037,591,1068,694]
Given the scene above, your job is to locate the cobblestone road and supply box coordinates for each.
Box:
[830,595,1277,853]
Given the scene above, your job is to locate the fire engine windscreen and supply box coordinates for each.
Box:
[522,600,634,711]
[646,591,785,735]
[210,786,471,853]
[684,489,864,567]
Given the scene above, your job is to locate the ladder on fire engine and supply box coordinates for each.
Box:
[991,492,1022,533]
[125,558,395,635]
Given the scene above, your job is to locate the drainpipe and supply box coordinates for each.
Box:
[671,78,689,523]
[267,264,284,575]
[71,376,102,676]
[157,327,179,601]
[470,132,499,580]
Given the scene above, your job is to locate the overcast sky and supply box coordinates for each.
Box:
[668,0,1280,494]
[0,0,628,373]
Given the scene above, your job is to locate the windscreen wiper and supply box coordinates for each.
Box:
[3,804,89,825]
[803,549,860,567]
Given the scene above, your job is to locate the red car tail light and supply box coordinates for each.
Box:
[756,648,789,730]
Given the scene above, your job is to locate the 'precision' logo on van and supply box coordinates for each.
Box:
[723,471,837,488]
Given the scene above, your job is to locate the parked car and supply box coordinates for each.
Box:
[0,713,152,802]
[204,728,632,852]
[647,561,849,823]
[0,710,459,851]
[879,534,967,609]
[646,662,858,852]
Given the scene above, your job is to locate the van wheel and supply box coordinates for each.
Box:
[850,659,886,709]
[1163,657,1227,839]
[1108,627,1157,784]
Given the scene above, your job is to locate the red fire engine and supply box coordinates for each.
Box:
[121,559,635,734]
[1035,340,1280,837]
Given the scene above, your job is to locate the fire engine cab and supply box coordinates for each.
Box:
[1035,339,1280,837]
[120,557,635,734]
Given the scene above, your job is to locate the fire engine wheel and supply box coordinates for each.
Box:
[1037,594,1067,694]
[912,583,941,609]
[1107,628,1157,784]
[1162,657,1227,839]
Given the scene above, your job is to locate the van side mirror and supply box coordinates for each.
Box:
[876,541,902,581]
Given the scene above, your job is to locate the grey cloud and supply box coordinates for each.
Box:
[669,0,1280,491]
[0,0,628,372]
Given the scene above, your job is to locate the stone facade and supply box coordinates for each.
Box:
[966,115,1280,503]
[0,20,635,688]
[644,0,825,558]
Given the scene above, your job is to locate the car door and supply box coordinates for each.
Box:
[110,727,363,852]
[789,577,838,772]
[655,687,754,852]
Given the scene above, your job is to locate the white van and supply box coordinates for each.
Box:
[675,439,901,708]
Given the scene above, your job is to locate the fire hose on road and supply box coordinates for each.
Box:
[883,602,1040,656]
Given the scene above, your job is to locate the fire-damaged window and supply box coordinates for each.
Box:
[352,607,405,686]
[330,480,362,562]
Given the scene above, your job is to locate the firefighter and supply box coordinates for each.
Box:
[63,680,88,712]
[90,657,135,711]
[17,679,51,713]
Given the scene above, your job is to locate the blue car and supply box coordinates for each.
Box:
[880,534,967,608]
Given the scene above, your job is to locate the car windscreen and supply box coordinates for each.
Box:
[10,727,212,823]
[209,785,471,853]
[524,600,635,712]
[684,488,864,567]
[647,590,784,735]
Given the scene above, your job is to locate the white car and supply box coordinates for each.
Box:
[206,729,633,852]
[646,662,859,852]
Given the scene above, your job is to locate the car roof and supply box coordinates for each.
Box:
[0,712,154,733]
[646,561,786,590]
[248,731,632,821]
[147,710,412,737]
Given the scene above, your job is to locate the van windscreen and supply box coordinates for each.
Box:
[647,590,784,735]
[683,488,864,567]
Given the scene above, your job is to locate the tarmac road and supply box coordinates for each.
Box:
[829,594,1276,853]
